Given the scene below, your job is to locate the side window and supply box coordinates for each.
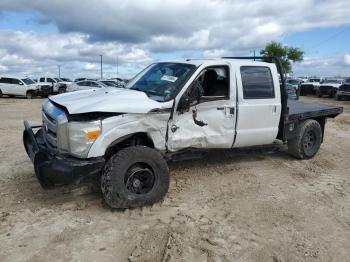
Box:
[47,78,55,83]
[77,81,86,86]
[0,78,11,84]
[197,66,229,98]
[89,81,99,87]
[11,78,21,85]
[39,77,45,82]
[240,66,275,99]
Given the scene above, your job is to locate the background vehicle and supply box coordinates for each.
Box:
[100,80,125,88]
[336,78,350,100]
[317,79,344,98]
[285,83,298,100]
[0,77,49,99]
[23,57,343,209]
[300,78,322,95]
[37,77,73,94]
[70,80,108,91]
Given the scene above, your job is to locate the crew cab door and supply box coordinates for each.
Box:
[233,65,281,147]
[167,65,236,151]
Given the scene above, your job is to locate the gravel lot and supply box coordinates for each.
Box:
[0,96,349,262]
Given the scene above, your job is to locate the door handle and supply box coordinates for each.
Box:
[217,107,225,110]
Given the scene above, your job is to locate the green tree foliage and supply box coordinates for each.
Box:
[260,42,304,73]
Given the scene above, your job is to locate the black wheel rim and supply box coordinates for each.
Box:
[124,163,155,195]
[303,130,316,152]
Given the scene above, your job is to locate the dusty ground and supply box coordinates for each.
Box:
[0,96,349,262]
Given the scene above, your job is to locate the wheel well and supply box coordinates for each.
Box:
[310,117,326,142]
[104,132,154,160]
[26,90,34,94]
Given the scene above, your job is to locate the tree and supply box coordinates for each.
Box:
[260,41,304,73]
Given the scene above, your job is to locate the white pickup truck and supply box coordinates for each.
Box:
[37,77,73,94]
[23,57,343,209]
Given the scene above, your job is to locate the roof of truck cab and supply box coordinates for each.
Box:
[161,59,275,67]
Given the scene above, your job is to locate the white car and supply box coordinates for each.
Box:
[317,79,344,98]
[0,77,49,99]
[70,80,107,91]
[37,77,73,94]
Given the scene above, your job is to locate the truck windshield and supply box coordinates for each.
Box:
[21,78,35,85]
[325,79,342,84]
[127,63,197,101]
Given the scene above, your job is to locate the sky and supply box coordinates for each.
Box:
[0,0,349,79]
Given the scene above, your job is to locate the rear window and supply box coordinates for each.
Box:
[0,77,13,84]
[240,66,275,99]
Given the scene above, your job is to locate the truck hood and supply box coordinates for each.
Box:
[49,87,170,114]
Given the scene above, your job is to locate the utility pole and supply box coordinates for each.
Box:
[116,56,119,77]
[58,65,61,78]
[100,54,103,79]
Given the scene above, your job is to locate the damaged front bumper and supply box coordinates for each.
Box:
[23,120,105,188]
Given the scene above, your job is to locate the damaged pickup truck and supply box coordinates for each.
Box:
[23,57,343,209]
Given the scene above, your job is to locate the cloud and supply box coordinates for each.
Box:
[344,54,350,65]
[0,0,350,77]
[293,55,350,76]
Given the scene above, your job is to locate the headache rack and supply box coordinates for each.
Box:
[222,56,288,140]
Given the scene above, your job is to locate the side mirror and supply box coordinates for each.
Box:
[19,82,24,85]
[177,81,204,113]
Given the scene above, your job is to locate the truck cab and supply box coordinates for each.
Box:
[23,58,343,209]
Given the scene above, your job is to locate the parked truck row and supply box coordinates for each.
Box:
[286,77,350,100]
[23,57,343,209]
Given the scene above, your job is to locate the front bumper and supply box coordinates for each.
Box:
[35,86,53,97]
[23,120,105,188]
[338,90,350,97]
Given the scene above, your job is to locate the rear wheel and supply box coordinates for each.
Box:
[288,119,322,159]
[101,146,170,209]
[26,91,34,99]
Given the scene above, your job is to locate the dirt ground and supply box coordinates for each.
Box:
[0,96,349,262]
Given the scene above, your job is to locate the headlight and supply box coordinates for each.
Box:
[68,120,101,158]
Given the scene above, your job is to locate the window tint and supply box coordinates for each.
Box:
[0,77,12,84]
[89,81,99,87]
[240,66,275,99]
[11,78,21,85]
[39,77,45,82]
[47,78,55,83]
[77,81,87,86]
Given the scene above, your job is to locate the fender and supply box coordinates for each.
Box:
[87,114,168,158]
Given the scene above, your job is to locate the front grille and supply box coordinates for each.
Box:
[42,100,68,151]
[319,86,332,92]
[302,84,314,90]
[341,86,350,92]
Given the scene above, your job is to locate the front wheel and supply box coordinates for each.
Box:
[101,146,170,209]
[58,87,66,94]
[287,119,322,159]
[336,93,342,100]
[26,91,34,99]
